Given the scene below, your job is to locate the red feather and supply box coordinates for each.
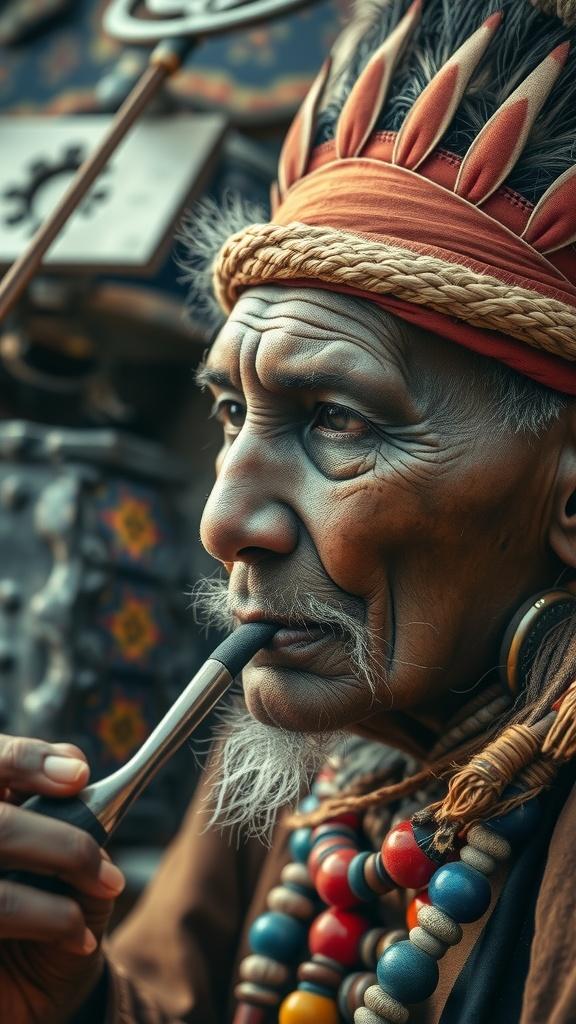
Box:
[277,58,331,199]
[335,0,422,159]
[523,165,576,253]
[394,12,503,171]
[455,42,570,205]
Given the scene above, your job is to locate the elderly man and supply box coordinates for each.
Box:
[2,0,576,1022]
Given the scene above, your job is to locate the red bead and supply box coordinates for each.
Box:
[406,889,432,930]
[381,821,438,889]
[308,838,357,881]
[309,909,369,967]
[315,849,359,908]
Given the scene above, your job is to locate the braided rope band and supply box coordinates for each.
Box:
[213,222,576,362]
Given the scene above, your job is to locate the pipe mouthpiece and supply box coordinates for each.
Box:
[210,621,277,676]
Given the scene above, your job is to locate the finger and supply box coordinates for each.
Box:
[0,736,89,795]
[0,880,97,954]
[0,804,125,900]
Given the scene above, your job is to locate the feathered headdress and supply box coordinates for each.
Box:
[207,0,576,394]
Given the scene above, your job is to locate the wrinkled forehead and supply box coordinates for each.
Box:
[208,285,412,385]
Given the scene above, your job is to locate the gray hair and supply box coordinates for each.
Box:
[485,362,567,436]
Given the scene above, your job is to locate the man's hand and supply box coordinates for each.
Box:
[0,735,125,1023]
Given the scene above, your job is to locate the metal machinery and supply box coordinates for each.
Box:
[0,0,328,891]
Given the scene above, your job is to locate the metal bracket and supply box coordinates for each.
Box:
[104,0,315,43]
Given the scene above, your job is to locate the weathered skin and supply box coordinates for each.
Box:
[200,286,576,741]
[1,283,576,1021]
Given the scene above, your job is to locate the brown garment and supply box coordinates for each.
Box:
[103,772,576,1024]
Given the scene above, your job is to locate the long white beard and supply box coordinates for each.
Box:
[190,575,381,840]
[204,700,341,842]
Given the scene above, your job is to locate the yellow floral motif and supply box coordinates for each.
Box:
[108,597,160,662]
[103,494,160,559]
[95,695,149,761]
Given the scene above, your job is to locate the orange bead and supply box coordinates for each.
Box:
[279,990,340,1024]
[406,889,432,930]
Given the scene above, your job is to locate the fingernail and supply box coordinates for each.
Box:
[82,928,98,955]
[44,755,87,783]
[98,859,125,895]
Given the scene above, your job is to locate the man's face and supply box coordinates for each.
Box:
[199,286,563,738]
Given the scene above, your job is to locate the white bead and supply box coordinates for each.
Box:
[354,1009,385,1024]
[239,954,290,987]
[363,985,409,1023]
[409,926,448,959]
[460,843,497,875]
[467,824,511,861]
[417,905,463,945]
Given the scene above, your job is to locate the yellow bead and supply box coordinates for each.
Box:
[279,990,339,1024]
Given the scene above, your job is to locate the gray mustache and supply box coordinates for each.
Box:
[189,576,383,696]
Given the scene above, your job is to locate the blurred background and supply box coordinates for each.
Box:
[0,0,347,917]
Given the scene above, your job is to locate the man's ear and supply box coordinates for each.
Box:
[549,405,576,570]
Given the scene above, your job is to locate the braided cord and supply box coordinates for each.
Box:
[213,222,576,362]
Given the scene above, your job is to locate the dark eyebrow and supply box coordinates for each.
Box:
[195,365,233,390]
[195,365,380,403]
[273,370,348,391]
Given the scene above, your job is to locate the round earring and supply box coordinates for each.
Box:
[500,586,576,696]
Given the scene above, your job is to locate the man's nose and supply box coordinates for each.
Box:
[200,446,298,565]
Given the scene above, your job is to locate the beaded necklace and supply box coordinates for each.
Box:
[233,766,539,1024]
[229,680,558,1024]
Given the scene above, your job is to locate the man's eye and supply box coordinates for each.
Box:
[312,404,369,436]
[213,399,246,432]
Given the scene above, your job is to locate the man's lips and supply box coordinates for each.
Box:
[232,611,327,652]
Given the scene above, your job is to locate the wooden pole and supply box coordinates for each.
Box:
[0,39,193,322]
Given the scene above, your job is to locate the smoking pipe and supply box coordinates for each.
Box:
[6,621,275,888]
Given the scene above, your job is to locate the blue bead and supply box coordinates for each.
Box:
[487,795,541,843]
[347,852,374,902]
[248,912,306,963]
[377,940,439,1003]
[299,794,320,813]
[289,827,314,864]
[310,824,357,847]
[428,862,491,923]
[299,982,335,998]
